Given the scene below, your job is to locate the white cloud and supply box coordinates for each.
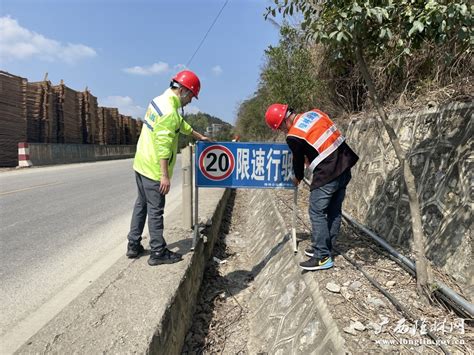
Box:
[123,62,170,76]
[174,63,187,71]
[211,65,223,76]
[184,105,200,115]
[0,16,96,63]
[99,96,145,118]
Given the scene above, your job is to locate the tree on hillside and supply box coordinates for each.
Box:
[234,89,274,141]
[235,25,327,141]
[266,0,472,303]
[262,26,321,113]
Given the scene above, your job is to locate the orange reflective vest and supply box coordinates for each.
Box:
[287,109,345,177]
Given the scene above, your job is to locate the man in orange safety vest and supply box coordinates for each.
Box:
[265,104,359,271]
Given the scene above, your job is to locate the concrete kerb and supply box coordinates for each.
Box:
[149,188,231,354]
[14,188,230,355]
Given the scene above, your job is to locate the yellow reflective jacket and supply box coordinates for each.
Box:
[133,88,193,181]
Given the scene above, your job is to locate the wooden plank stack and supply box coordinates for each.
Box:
[98,107,119,145]
[80,89,98,144]
[118,114,125,144]
[54,81,81,144]
[42,81,58,143]
[123,116,132,145]
[0,71,27,166]
[107,107,120,145]
[26,80,58,143]
[97,107,108,145]
[0,71,142,166]
[136,120,143,142]
[25,82,42,143]
[130,118,137,144]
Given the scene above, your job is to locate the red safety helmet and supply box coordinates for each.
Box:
[265,103,288,130]
[172,70,201,99]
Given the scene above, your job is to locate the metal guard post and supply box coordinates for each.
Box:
[192,145,199,250]
[292,186,298,253]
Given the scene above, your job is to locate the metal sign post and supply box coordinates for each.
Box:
[192,146,199,250]
[181,146,193,229]
[292,186,298,253]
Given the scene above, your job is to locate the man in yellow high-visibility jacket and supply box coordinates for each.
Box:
[127,70,210,266]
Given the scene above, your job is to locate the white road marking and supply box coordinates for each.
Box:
[0,182,62,196]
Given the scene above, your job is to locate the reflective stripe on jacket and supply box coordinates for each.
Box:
[287,109,345,176]
[133,88,193,181]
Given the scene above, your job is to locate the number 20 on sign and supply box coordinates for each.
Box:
[199,145,235,181]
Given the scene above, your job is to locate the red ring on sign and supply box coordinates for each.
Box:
[199,145,235,181]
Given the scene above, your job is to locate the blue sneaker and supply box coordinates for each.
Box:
[300,256,333,271]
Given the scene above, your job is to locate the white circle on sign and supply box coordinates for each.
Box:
[199,145,235,181]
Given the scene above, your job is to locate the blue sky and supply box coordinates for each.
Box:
[0,0,281,124]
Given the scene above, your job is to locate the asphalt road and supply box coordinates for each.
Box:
[0,158,183,340]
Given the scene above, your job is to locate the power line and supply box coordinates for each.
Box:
[186,0,230,67]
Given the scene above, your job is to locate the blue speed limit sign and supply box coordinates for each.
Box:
[195,142,294,188]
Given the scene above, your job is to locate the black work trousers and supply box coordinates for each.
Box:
[127,172,166,252]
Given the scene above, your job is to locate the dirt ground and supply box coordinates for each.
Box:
[273,186,473,354]
[182,188,473,354]
[182,190,252,354]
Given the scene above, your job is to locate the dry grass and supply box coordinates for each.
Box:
[307,41,473,120]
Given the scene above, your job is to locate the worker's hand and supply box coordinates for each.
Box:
[159,176,171,195]
[292,176,301,187]
[200,135,213,142]
[192,130,214,142]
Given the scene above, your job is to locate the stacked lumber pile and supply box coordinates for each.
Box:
[118,114,126,144]
[54,81,81,144]
[0,71,27,166]
[97,107,108,145]
[25,82,42,143]
[26,80,58,143]
[123,116,132,145]
[107,107,120,145]
[98,107,120,145]
[136,120,143,142]
[118,115,134,145]
[80,89,98,144]
[1,70,141,166]
[41,81,58,143]
[130,118,137,144]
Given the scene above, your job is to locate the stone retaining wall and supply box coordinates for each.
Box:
[343,102,473,286]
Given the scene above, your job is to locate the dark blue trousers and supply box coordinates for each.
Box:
[309,169,352,259]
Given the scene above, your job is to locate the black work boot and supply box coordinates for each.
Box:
[126,243,145,258]
[148,248,183,266]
